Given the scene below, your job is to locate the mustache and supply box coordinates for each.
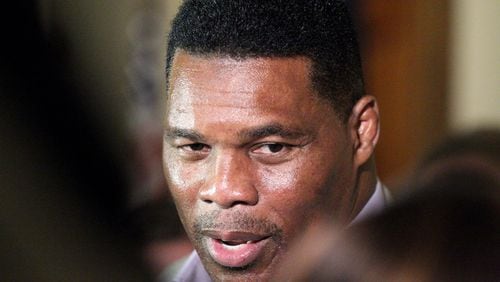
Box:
[193,210,282,238]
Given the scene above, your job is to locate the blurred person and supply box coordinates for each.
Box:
[161,1,391,281]
[129,195,193,276]
[411,128,500,189]
[275,129,500,281]
[418,128,500,165]
[404,128,500,200]
[1,1,150,280]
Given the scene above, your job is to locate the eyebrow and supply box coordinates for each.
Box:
[164,128,206,142]
[238,123,308,141]
[164,123,309,143]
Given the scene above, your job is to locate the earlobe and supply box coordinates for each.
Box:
[349,96,380,166]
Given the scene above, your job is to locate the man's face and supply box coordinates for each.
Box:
[163,51,358,281]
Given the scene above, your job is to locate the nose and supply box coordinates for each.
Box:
[199,150,258,208]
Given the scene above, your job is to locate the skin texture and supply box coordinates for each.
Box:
[163,50,379,281]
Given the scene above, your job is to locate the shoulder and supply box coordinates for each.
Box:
[157,254,189,282]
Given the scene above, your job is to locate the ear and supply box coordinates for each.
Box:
[348,96,380,167]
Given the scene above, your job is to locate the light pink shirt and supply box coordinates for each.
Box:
[350,180,391,225]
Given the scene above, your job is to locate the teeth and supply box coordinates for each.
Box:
[222,240,241,246]
[220,240,254,245]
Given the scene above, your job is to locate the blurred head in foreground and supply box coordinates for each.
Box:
[410,128,500,195]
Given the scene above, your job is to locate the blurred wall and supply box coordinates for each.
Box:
[353,0,498,189]
[353,1,449,188]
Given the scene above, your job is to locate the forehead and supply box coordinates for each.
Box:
[165,51,339,132]
[169,50,313,92]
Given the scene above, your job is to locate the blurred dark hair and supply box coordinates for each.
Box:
[420,128,500,168]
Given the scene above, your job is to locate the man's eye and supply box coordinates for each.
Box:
[266,143,284,153]
[251,143,298,164]
[179,143,210,153]
[253,143,288,154]
[187,143,206,151]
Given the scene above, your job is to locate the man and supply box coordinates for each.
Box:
[162,1,389,281]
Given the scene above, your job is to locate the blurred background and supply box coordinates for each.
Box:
[1,0,498,280]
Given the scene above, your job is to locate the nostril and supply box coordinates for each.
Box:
[198,158,259,208]
[199,187,258,208]
[230,200,250,207]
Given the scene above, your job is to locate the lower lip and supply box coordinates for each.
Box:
[206,237,269,268]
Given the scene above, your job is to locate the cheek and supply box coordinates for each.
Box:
[164,148,205,190]
[257,161,329,217]
[163,148,206,218]
[257,164,301,193]
[256,155,340,227]
[257,155,334,198]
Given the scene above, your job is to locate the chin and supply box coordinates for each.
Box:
[209,267,274,282]
[201,251,280,282]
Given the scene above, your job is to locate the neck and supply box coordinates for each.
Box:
[348,158,378,223]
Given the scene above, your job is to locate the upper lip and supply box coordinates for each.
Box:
[202,230,270,243]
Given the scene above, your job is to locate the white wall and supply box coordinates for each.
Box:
[449,0,500,131]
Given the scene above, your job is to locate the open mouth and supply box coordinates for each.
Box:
[204,231,271,268]
[218,238,264,246]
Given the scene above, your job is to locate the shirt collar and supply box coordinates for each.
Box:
[350,180,389,225]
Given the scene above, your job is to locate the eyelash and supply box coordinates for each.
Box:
[179,142,286,149]
[252,143,290,154]
[179,143,211,152]
[175,141,299,163]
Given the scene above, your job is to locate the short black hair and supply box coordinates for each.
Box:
[166,0,365,122]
